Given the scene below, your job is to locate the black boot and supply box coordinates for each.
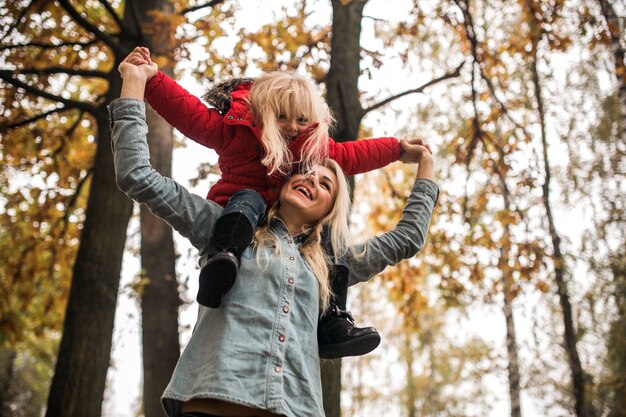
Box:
[317,265,381,359]
[197,211,254,308]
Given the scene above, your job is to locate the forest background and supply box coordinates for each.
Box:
[0,0,624,417]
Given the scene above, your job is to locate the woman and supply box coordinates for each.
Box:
[111,60,439,417]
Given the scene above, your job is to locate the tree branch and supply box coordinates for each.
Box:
[4,108,66,130]
[0,70,96,113]
[0,39,99,51]
[56,0,122,55]
[18,67,108,79]
[362,61,465,115]
[96,0,127,33]
[180,0,225,15]
[1,0,32,41]
[453,0,531,138]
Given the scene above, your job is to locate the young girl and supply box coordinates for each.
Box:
[124,47,428,359]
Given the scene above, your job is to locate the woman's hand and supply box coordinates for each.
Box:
[399,138,435,181]
[118,47,158,99]
[118,47,158,81]
[399,138,433,163]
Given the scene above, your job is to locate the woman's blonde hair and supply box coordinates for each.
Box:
[254,159,354,312]
[248,72,333,176]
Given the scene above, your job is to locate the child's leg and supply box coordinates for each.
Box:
[198,189,266,308]
[317,231,381,359]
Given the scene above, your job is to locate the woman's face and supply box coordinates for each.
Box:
[279,165,338,226]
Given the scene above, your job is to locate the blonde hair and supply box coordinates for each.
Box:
[248,72,334,176]
[254,160,355,312]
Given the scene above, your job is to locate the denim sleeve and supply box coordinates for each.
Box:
[108,98,222,251]
[346,178,439,286]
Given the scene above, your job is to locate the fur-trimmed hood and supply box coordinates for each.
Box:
[202,78,254,114]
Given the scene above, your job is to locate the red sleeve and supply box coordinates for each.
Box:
[145,71,226,152]
[328,137,400,175]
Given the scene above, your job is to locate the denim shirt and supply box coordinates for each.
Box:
[109,98,439,417]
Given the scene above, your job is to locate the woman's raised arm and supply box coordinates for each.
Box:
[109,66,223,251]
[346,147,438,285]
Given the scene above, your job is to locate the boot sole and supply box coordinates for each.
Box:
[197,254,238,308]
[319,332,381,359]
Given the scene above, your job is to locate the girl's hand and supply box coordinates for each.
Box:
[118,47,158,81]
[399,138,433,163]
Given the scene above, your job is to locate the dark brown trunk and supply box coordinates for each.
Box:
[0,348,16,416]
[322,2,368,416]
[140,99,180,417]
[325,0,367,142]
[404,336,417,417]
[530,40,589,417]
[498,169,522,417]
[139,110,180,417]
[598,0,626,145]
[45,95,133,417]
[45,2,175,415]
[138,1,182,413]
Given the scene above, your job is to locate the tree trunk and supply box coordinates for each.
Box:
[530,42,590,417]
[138,1,182,414]
[598,0,626,145]
[140,101,180,417]
[45,2,176,415]
[0,348,16,417]
[404,336,417,417]
[498,169,522,417]
[322,1,368,416]
[326,0,367,142]
[45,95,133,417]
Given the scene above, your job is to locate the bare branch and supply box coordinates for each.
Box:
[96,0,127,33]
[382,170,404,201]
[18,67,108,79]
[58,167,93,235]
[4,108,65,129]
[180,0,226,15]
[56,0,122,55]
[0,39,99,51]
[362,14,385,22]
[1,0,32,41]
[453,0,531,137]
[362,61,465,115]
[0,70,96,113]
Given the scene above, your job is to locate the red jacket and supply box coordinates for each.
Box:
[145,71,401,207]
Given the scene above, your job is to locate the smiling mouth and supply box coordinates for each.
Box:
[295,185,312,200]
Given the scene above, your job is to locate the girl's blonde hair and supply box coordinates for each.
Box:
[248,72,333,176]
[254,159,355,312]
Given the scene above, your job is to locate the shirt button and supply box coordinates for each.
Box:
[289,256,295,261]
[279,335,286,342]
[274,366,282,373]
[288,277,295,285]
[283,306,289,313]
[287,239,293,244]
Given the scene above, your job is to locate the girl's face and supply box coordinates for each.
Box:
[277,113,311,140]
[279,165,338,226]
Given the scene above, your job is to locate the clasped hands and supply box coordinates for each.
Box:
[399,138,433,164]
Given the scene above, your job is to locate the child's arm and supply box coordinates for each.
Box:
[126,47,228,153]
[328,136,431,175]
[328,136,400,175]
